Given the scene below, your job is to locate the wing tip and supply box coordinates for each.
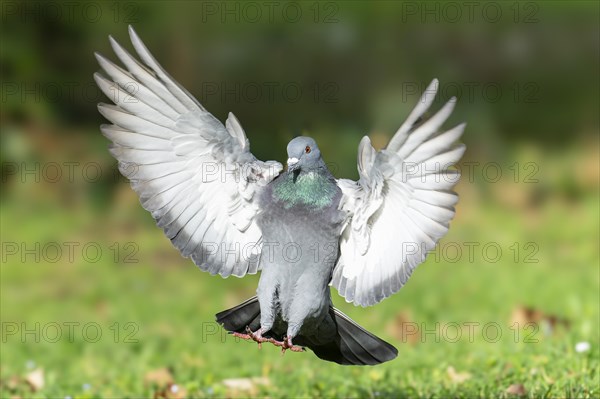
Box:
[128,24,137,38]
[128,24,144,49]
[426,78,440,95]
[108,34,120,49]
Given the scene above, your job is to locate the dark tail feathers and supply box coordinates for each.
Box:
[215,296,262,333]
[215,296,398,366]
[309,307,398,365]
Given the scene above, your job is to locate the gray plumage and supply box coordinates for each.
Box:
[257,137,344,341]
[95,27,465,365]
[216,137,397,364]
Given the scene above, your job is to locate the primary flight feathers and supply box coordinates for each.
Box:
[94,26,282,279]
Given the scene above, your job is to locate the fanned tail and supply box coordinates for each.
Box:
[308,308,398,365]
[215,297,398,365]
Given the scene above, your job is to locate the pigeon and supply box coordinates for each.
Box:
[94,26,466,365]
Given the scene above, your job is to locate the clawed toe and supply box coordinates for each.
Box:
[231,328,304,353]
[283,336,305,353]
[231,331,252,340]
[231,327,267,348]
[268,336,305,353]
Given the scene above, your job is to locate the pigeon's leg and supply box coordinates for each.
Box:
[256,270,279,335]
[282,280,327,353]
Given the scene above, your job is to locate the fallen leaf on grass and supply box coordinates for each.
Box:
[222,377,270,397]
[25,368,44,392]
[4,375,21,391]
[506,383,527,396]
[511,306,543,327]
[447,366,471,384]
[154,383,188,399]
[510,305,570,336]
[144,367,174,387]
[385,311,420,345]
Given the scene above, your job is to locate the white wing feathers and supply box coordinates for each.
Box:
[333,79,465,307]
[95,26,282,277]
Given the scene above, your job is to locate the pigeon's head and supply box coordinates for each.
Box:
[286,136,322,171]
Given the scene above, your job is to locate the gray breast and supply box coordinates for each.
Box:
[257,171,345,268]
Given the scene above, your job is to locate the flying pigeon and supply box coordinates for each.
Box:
[94,26,465,365]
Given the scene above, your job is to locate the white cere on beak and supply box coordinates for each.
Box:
[287,157,299,166]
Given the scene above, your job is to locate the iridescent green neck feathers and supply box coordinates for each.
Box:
[273,170,337,209]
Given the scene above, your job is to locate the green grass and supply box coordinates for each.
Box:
[1,150,599,398]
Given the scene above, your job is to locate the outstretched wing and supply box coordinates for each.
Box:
[94,26,282,277]
[332,79,466,307]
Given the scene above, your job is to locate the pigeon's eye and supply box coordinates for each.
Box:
[305,146,311,154]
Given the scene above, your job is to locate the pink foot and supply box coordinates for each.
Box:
[268,336,305,353]
[231,326,268,348]
[231,328,304,353]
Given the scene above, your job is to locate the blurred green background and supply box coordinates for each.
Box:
[1,1,598,398]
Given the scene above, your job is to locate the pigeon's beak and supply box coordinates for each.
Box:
[286,157,300,172]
